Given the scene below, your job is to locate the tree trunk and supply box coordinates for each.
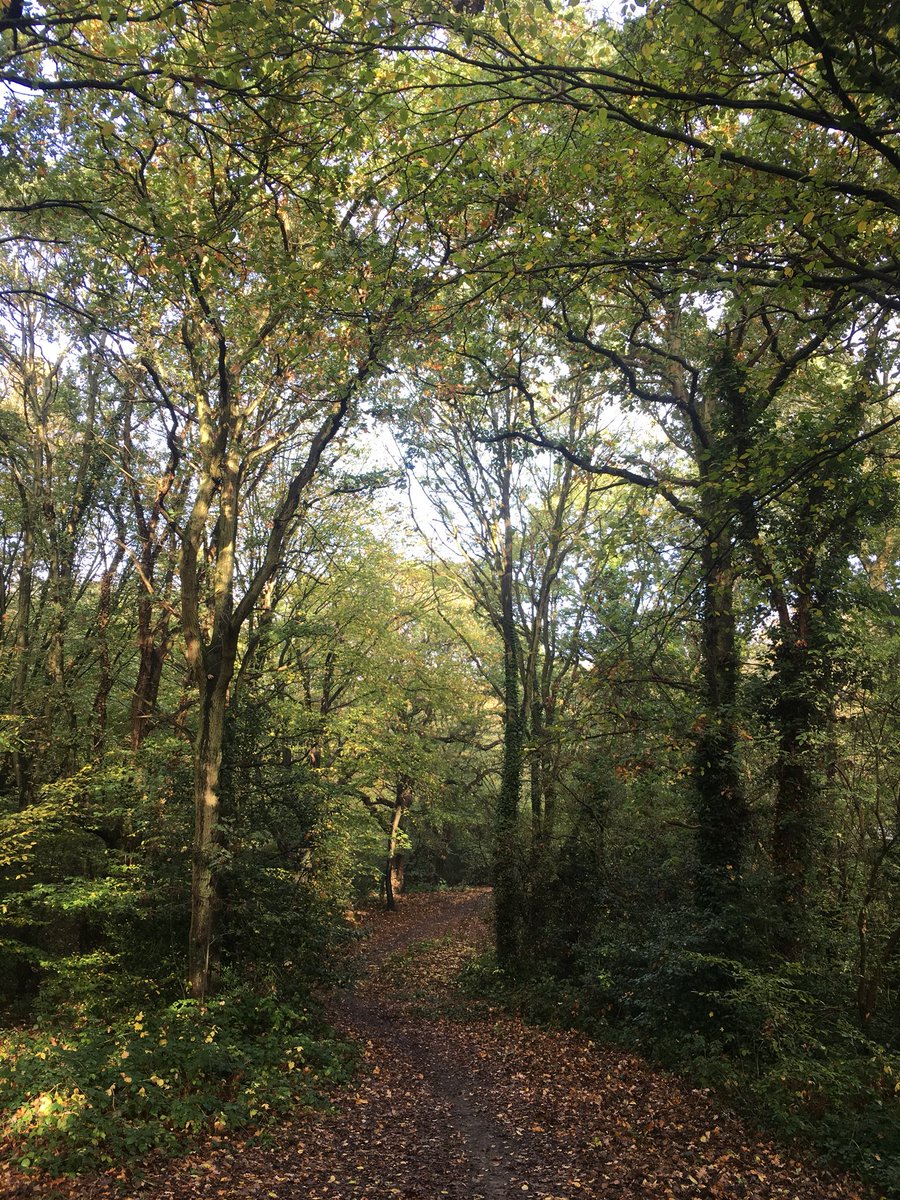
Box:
[130,633,168,750]
[130,536,175,752]
[770,631,821,958]
[691,353,752,951]
[176,305,357,999]
[494,441,525,968]
[694,541,748,947]
[92,547,124,751]
[385,774,413,912]
[188,653,234,1000]
[124,394,181,752]
[184,419,241,998]
[11,509,33,809]
[529,695,543,847]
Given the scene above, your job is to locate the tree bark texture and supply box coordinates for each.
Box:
[770,623,825,958]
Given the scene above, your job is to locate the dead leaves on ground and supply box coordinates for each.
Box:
[2,890,873,1200]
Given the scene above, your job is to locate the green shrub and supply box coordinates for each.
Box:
[0,992,354,1175]
[741,1044,900,1190]
[459,952,582,1026]
[0,755,192,1018]
[460,943,900,1195]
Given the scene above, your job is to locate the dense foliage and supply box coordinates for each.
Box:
[1,0,898,1189]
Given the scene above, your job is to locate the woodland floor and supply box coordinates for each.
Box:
[4,889,875,1200]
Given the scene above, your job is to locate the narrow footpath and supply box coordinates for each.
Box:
[16,890,872,1200]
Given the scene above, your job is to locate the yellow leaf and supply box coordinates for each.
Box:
[802,211,814,225]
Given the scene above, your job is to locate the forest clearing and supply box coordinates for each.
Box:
[1,0,899,1195]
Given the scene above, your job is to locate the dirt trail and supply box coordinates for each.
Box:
[12,889,873,1200]
[308,890,868,1200]
[327,889,514,1200]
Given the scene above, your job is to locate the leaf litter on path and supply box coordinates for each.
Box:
[2,889,875,1200]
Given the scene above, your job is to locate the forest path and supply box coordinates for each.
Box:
[29,889,869,1200]
[303,889,867,1200]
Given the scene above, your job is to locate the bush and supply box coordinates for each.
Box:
[742,1043,900,1190]
[0,991,354,1175]
[0,754,192,1019]
[460,938,900,1195]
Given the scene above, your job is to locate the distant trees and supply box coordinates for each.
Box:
[383,0,900,968]
[402,365,614,963]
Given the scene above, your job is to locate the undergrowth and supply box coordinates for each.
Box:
[0,992,355,1176]
[459,952,900,1198]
